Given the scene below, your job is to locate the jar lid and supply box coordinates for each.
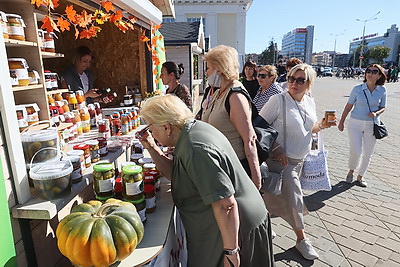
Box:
[128,195,145,204]
[66,155,80,163]
[6,13,22,19]
[73,144,90,150]
[85,139,99,146]
[121,162,136,168]
[21,128,58,142]
[122,164,142,175]
[130,153,143,160]
[66,149,84,157]
[29,160,73,180]
[93,163,113,172]
[138,157,152,164]
[143,163,156,169]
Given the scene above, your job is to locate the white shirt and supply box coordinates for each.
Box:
[259,91,317,159]
[79,72,90,93]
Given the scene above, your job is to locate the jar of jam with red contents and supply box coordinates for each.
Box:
[73,144,91,168]
[97,137,108,157]
[144,169,157,213]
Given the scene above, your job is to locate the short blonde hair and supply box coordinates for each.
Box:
[287,63,316,91]
[141,94,193,130]
[258,65,278,82]
[204,45,239,82]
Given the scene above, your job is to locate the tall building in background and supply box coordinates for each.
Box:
[281,25,314,64]
[164,0,253,65]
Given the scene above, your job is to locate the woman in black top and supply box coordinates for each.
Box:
[240,61,259,100]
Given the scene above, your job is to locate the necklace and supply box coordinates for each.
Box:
[291,96,307,125]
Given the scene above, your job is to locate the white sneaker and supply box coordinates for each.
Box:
[295,238,319,260]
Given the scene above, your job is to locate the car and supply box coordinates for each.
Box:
[322,70,333,77]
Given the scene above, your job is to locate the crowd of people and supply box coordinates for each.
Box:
[136,46,387,266]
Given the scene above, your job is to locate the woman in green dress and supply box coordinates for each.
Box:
[137,94,275,267]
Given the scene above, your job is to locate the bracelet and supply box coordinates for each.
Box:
[224,247,240,255]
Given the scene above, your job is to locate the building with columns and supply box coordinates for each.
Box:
[164,0,253,65]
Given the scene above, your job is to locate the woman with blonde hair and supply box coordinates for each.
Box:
[137,94,275,267]
[260,63,334,260]
[202,45,262,189]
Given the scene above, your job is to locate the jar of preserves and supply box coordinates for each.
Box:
[138,157,153,168]
[124,94,133,106]
[6,14,25,41]
[66,149,85,171]
[85,139,100,163]
[130,153,143,165]
[37,29,45,51]
[51,73,58,91]
[67,155,82,183]
[73,144,91,168]
[144,170,157,213]
[129,195,147,223]
[92,163,115,200]
[0,11,9,39]
[98,119,110,138]
[8,58,29,86]
[122,165,144,201]
[324,110,337,126]
[97,137,108,157]
[80,107,91,133]
[43,31,55,53]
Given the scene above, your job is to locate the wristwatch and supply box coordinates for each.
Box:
[224,247,240,255]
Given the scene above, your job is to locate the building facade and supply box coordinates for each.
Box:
[164,0,253,65]
[281,25,314,64]
[349,24,400,66]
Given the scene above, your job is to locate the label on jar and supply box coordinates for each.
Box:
[99,146,107,155]
[10,68,29,79]
[26,112,39,123]
[84,154,91,165]
[145,195,156,209]
[44,39,55,49]
[7,25,24,36]
[97,178,115,192]
[90,149,100,161]
[125,180,143,195]
[137,208,146,222]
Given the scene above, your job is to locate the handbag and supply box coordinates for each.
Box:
[225,87,278,163]
[362,90,388,139]
[260,162,282,195]
[300,132,332,191]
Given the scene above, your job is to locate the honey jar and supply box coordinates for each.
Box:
[44,31,55,53]
[8,58,29,86]
[324,110,337,126]
[6,14,25,41]
[0,11,8,39]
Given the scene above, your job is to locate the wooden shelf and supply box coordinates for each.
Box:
[46,88,69,95]
[4,38,38,47]
[12,84,43,92]
[41,51,65,58]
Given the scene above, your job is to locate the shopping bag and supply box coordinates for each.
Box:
[300,132,331,191]
[260,162,282,196]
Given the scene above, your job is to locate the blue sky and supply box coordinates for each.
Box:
[246,0,400,54]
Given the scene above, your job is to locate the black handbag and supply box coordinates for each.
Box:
[363,90,388,139]
[225,87,278,163]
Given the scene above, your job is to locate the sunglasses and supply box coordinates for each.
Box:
[287,76,306,85]
[366,69,379,74]
[135,124,152,139]
[257,73,269,79]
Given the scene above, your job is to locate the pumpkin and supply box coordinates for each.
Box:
[56,198,144,267]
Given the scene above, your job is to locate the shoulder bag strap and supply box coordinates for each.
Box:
[362,90,372,113]
[225,86,258,120]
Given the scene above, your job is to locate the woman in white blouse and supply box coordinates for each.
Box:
[259,64,333,260]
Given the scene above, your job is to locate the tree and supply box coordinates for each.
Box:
[365,45,391,65]
[259,41,276,65]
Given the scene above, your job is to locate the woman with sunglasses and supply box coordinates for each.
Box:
[240,61,259,99]
[338,64,387,187]
[259,64,333,260]
[253,65,283,112]
[201,45,262,190]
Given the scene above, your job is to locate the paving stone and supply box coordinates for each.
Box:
[347,250,378,266]
[375,237,400,252]
[353,213,379,226]
[389,251,400,264]
[336,237,365,252]
[364,224,392,239]
[352,230,380,245]
[362,244,393,261]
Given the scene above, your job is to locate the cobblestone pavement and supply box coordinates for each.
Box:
[271,77,400,266]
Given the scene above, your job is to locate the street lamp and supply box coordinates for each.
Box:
[356,11,380,69]
[330,30,346,67]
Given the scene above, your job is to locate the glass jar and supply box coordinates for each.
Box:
[97,137,108,157]
[130,153,143,165]
[138,157,153,168]
[121,165,143,201]
[6,13,25,41]
[67,149,85,171]
[8,58,29,86]
[85,139,100,163]
[144,170,157,213]
[73,144,91,168]
[67,155,82,183]
[129,195,147,223]
[44,31,55,53]
[92,163,115,201]
[98,119,110,139]
[37,29,45,51]
[0,11,9,39]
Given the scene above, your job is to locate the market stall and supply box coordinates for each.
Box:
[0,0,177,265]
